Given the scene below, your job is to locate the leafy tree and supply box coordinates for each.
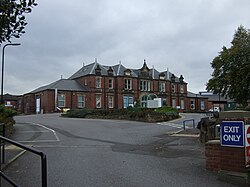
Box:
[0,0,37,44]
[207,25,250,106]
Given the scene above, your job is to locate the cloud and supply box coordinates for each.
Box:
[2,0,250,95]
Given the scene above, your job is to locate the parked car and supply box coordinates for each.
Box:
[208,107,220,112]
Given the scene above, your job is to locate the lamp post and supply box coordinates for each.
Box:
[1,43,21,104]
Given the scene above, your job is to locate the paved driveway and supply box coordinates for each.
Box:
[2,113,235,187]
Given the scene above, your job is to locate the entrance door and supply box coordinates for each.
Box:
[36,97,41,114]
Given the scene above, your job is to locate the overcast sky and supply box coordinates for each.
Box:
[2,0,250,95]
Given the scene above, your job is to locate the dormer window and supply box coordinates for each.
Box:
[159,72,165,80]
[107,67,113,76]
[95,65,101,75]
[124,69,132,76]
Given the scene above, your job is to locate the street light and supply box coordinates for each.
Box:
[1,43,21,104]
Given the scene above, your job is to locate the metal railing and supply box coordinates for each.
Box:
[0,135,47,187]
[183,119,195,130]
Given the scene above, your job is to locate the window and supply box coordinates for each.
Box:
[190,99,195,110]
[123,96,133,108]
[172,99,176,108]
[140,80,151,91]
[78,95,85,108]
[201,100,205,110]
[96,95,101,108]
[108,96,114,108]
[180,85,184,93]
[171,84,176,93]
[108,79,113,89]
[58,94,65,107]
[124,79,132,90]
[96,77,101,88]
[181,99,185,109]
[141,95,148,108]
[159,82,166,92]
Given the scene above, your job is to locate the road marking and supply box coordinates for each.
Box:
[14,122,60,143]
[29,122,60,142]
[17,140,60,143]
[157,122,193,129]
[157,122,183,128]
[17,130,50,133]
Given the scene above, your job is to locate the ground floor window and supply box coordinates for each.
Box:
[172,99,176,108]
[201,100,205,110]
[190,99,195,110]
[58,94,65,107]
[108,96,114,108]
[180,99,185,109]
[78,95,85,108]
[123,96,133,108]
[96,95,101,108]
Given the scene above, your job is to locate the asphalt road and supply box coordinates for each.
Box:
[2,113,235,187]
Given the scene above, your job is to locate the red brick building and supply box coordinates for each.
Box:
[19,59,208,114]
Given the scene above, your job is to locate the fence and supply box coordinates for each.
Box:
[182,119,195,130]
[0,134,47,187]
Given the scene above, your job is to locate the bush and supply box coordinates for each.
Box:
[61,107,180,122]
[0,105,17,122]
[0,105,17,137]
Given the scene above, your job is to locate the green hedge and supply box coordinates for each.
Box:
[0,105,17,137]
[62,107,179,122]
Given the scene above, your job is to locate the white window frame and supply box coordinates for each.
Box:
[201,100,205,110]
[58,94,65,107]
[77,95,85,108]
[108,79,113,89]
[96,95,101,108]
[180,84,184,93]
[108,96,114,108]
[124,79,132,90]
[171,84,176,93]
[172,99,176,108]
[181,99,185,109]
[140,80,151,91]
[96,77,101,88]
[190,99,195,110]
[159,82,166,92]
[123,96,133,108]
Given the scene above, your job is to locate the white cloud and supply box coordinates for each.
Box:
[2,0,250,95]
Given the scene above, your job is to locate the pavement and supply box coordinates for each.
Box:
[0,143,26,170]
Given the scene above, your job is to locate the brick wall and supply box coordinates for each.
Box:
[205,140,246,173]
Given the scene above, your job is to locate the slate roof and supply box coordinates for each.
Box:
[200,93,234,102]
[69,61,185,82]
[187,91,207,98]
[30,79,88,94]
[2,94,20,100]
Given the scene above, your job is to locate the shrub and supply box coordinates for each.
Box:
[61,107,180,122]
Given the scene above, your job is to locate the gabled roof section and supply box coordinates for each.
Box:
[30,79,88,94]
[69,62,96,79]
[112,63,138,77]
[149,68,160,79]
[70,61,114,79]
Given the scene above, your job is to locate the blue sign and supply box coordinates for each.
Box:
[221,121,244,147]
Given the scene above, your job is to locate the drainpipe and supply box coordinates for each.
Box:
[55,88,58,111]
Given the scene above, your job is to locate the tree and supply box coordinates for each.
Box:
[206,25,250,106]
[0,0,37,44]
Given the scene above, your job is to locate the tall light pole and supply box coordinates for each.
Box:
[1,43,21,104]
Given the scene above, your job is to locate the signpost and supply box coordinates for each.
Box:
[220,121,244,147]
[245,124,250,167]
